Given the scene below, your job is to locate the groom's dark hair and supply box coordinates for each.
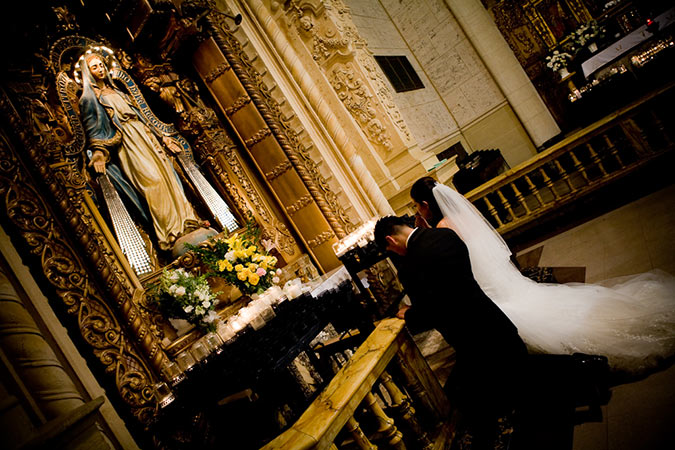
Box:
[374,215,409,250]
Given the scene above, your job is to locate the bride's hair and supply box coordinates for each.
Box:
[410,176,444,227]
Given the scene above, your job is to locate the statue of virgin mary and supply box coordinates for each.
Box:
[78,49,201,252]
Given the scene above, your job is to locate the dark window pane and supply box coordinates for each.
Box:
[374,55,425,93]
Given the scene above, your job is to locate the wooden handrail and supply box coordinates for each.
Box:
[261,318,450,449]
[462,82,675,236]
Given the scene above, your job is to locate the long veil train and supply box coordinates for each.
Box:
[432,183,675,374]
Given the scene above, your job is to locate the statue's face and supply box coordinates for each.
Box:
[87,57,106,81]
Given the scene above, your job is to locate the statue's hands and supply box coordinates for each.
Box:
[89,150,107,174]
[162,136,183,155]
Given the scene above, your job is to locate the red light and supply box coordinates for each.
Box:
[646,18,654,26]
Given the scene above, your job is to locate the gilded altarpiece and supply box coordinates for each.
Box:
[0,1,356,438]
[482,0,596,127]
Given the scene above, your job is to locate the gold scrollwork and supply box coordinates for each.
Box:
[244,127,272,147]
[307,230,335,248]
[225,93,252,116]
[205,62,232,83]
[285,194,313,215]
[264,160,293,181]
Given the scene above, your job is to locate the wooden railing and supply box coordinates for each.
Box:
[465,83,675,237]
[261,318,454,450]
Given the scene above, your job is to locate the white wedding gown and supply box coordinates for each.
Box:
[433,184,675,374]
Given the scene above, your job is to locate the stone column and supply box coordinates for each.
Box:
[0,269,112,449]
[444,0,560,147]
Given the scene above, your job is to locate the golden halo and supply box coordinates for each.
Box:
[73,45,120,84]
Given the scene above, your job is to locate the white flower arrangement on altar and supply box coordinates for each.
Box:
[571,21,605,48]
[153,268,220,332]
[545,50,573,71]
[603,0,622,11]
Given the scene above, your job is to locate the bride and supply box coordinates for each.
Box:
[409,176,675,375]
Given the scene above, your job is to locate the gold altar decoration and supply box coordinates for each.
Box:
[194,11,352,273]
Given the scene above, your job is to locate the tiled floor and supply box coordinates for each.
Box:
[516,183,675,450]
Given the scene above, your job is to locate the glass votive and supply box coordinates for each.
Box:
[217,321,236,342]
[191,341,210,362]
[175,350,196,372]
[260,305,276,322]
[204,332,223,354]
[250,313,266,330]
[161,361,183,384]
[154,381,175,408]
[230,315,247,333]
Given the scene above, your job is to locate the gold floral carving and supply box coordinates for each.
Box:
[205,61,232,82]
[244,127,272,147]
[330,63,393,151]
[307,230,335,248]
[225,93,252,116]
[264,160,293,181]
[0,92,161,424]
[285,194,313,215]
[207,11,354,237]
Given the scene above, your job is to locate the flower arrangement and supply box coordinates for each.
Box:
[571,21,605,47]
[545,50,573,71]
[154,268,220,332]
[186,225,281,296]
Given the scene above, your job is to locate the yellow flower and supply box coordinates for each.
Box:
[217,260,228,272]
[248,273,260,285]
[237,272,247,281]
[248,263,258,271]
[234,264,244,272]
[246,246,257,256]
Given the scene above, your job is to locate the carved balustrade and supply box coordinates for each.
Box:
[464,82,675,237]
[262,318,454,450]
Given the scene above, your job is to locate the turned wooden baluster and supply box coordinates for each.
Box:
[524,174,545,208]
[380,371,433,450]
[553,158,576,193]
[602,134,626,169]
[496,188,517,222]
[538,166,560,200]
[510,181,531,215]
[649,110,673,147]
[345,416,378,450]
[364,392,406,450]
[481,196,504,228]
[330,444,339,450]
[567,150,590,185]
[586,142,608,177]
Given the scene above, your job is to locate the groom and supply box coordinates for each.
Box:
[374,215,528,449]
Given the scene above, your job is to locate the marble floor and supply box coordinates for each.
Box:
[519,183,675,450]
[415,183,675,449]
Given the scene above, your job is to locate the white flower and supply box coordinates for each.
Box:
[195,306,205,316]
[225,251,235,262]
[175,286,186,297]
[169,272,180,282]
[184,305,194,313]
[276,269,282,275]
[202,300,211,308]
[272,276,280,284]
[205,310,219,323]
[169,284,178,294]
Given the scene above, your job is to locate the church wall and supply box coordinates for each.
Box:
[347,0,539,166]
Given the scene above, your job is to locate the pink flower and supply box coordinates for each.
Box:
[256,267,267,277]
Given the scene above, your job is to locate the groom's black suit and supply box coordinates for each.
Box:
[396,227,527,446]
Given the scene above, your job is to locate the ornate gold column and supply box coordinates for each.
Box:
[194,23,342,271]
